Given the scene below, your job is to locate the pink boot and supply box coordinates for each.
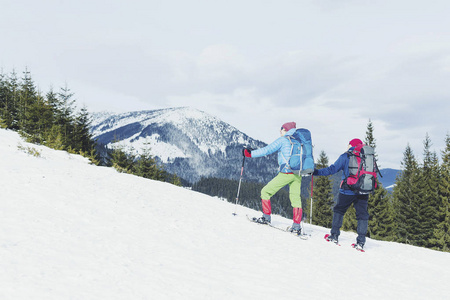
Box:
[261,199,272,223]
[291,207,303,231]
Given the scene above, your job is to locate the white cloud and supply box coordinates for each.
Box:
[1,0,449,169]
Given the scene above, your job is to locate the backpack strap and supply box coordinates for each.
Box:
[280,136,294,168]
[341,147,362,191]
[280,135,301,173]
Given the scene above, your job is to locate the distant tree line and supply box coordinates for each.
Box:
[104,143,182,186]
[0,69,180,185]
[192,177,295,218]
[392,133,450,251]
[0,69,97,161]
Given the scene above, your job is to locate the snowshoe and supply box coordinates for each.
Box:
[324,234,339,245]
[288,223,301,235]
[352,243,365,252]
[252,215,270,225]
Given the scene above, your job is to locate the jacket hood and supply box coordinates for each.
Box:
[285,128,297,136]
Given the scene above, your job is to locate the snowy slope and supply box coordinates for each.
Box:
[1,128,449,300]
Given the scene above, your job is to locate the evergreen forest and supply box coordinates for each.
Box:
[0,69,180,185]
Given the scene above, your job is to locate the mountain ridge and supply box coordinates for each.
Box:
[91,107,279,183]
[90,107,400,187]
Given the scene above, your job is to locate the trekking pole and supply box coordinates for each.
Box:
[232,153,246,216]
[310,175,314,231]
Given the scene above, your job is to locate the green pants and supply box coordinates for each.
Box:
[261,173,302,208]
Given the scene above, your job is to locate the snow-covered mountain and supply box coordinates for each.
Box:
[91,107,400,188]
[379,168,401,190]
[1,128,449,299]
[91,107,278,183]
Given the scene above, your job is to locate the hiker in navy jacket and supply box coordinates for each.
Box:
[313,138,369,250]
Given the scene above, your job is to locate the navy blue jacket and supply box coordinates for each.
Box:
[315,147,355,195]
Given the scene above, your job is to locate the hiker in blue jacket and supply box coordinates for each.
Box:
[313,138,369,251]
[243,122,303,234]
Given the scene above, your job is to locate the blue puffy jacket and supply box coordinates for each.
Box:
[315,147,355,195]
[251,128,301,173]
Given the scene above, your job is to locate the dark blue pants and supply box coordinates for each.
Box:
[331,193,369,245]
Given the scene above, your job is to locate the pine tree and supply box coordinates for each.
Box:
[367,181,396,240]
[55,84,76,147]
[45,87,63,128]
[18,69,38,131]
[312,150,333,228]
[417,134,440,247]
[44,125,65,150]
[73,106,96,153]
[429,134,450,252]
[0,72,8,125]
[134,144,166,181]
[429,134,450,251]
[110,146,136,174]
[170,173,182,186]
[364,119,395,240]
[0,72,8,128]
[0,117,6,128]
[365,119,377,159]
[41,88,63,149]
[393,145,422,244]
[23,93,53,143]
[5,70,20,129]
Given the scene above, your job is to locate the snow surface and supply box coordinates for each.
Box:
[110,133,189,163]
[1,128,449,300]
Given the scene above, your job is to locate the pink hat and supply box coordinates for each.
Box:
[281,122,296,131]
[349,138,363,147]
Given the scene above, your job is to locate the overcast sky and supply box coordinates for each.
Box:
[1,0,449,169]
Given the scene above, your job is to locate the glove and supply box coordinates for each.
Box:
[243,148,252,158]
[313,169,319,175]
